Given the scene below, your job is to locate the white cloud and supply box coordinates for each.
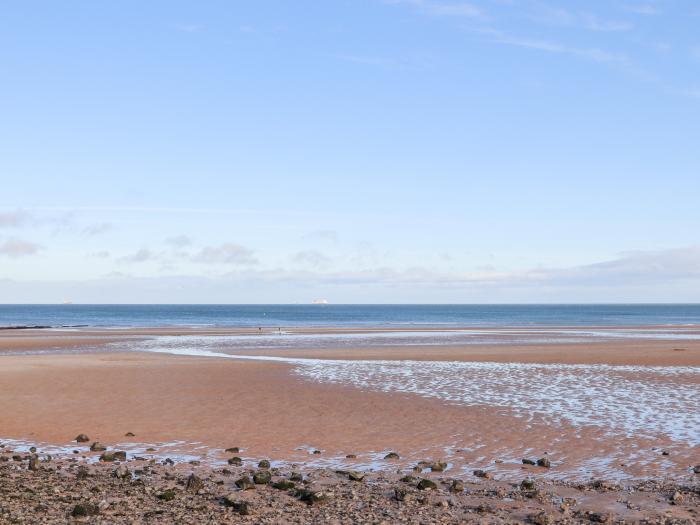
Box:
[119,248,158,263]
[624,4,661,16]
[386,0,482,18]
[191,243,258,266]
[82,222,114,236]
[165,234,193,248]
[0,210,30,228]
[0,238,42,258]
[292,250,332,269]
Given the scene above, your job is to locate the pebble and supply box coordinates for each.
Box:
[74,434,90,443]
[384,452,400,460]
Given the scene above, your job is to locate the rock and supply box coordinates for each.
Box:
[227,456,242,466]
[71,503,100,517]
[312,449,322,455]
[28,454,39,471]
[146,447,156,452]
[258,459,271,469]
[412,465,422,473]
[225,447,240,453]
[76,465,90,480]
[694,465,700,474]
[449,479,464,493]
[588,512,611,523]
[473,469,490,479]
[113,451,127,461]
[29,446,36,453]
[272,480,295,490]
[394,487,409,502]
[537,457,551,468]
[235,476,255,490]
[522,458,536,465]
[400,475,415,483]
[290,472,303,482]
[124,432,135,437]
[222,494,252,515]
[417,479,437,491]
[295,488,333,504]
[163,458,175,466]
[661,450,670,456]
[520,478,536,491]
[670,491,684,505]
[75,434,90,443]
[430,461,447,472]
[113,465,131,479]
[90,442,106,452]
[384,452,400,460]
[530,511,552,525]
[253,470,272,484]
[99,451,117,462]
[157,489,176,502]
[186,473,203,493]
[345,454,357,459]
[348,470,364,481]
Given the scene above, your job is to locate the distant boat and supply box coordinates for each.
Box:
[311,299,329,305]
[61,300,73,305]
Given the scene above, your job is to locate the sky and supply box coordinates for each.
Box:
[0,0,699,303]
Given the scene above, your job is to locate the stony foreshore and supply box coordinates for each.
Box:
[1,445,698,524]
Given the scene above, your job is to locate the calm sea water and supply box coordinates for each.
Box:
[1,304,699,328]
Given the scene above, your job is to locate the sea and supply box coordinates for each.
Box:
[1,303,699,329]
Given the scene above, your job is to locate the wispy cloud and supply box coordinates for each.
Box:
[624,4,661,16]
[119,248,158,264]
[0,210,30,228]
[191,243,259,266]
[165,234,193,248]
[292,250,332,269]
[82,222,114,236]
[0,238,42,258]
[386,0,482,18]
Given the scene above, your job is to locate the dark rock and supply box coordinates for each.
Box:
[113,451,127,461]
[348,470,364,481]
[186,473,203,493]
[225,447,240,453]
[253,470,272,484]
[473,469,490,479]
[163,458,175,466]
[125,432,135,437]
[28,454,39,471]
[522,458,536,465]
[258,459,271,469]
[289,472,303,482]
[384,452,400,460]
[76,466,90,480]
[235,476,255,490]
[661,450,670,456]
[157,489,176,502]
[272,480,295,490]
[75,434,90,443]
[530,511,552,525]
[312,450,322,455]
[449,479,464,493]
[694,465,700,474]
[430,461,447,472]
[72,503,100,517]
[29,446,36,453]
[417,479,437,491]
[588,512,611,523]
[400,475,415,483]
[90,442,106,452]
[99,451,116,462]
[520,478,536,491]
[394,487,409,501]
[345,454,357,459]
[295,488,333,504]
[222,494,252,515]
[227,456,242,466]
[537,457,551,468]
[113,465,131,479]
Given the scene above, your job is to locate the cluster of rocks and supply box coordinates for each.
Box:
[0,442,698,524]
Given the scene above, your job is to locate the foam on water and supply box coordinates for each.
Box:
[127,335,700,446]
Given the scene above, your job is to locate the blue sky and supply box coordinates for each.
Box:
[1,0,699,303]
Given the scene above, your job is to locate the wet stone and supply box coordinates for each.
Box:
[520,478,536,491]
[72,502,100,517]
[253,470,272,484]
[473,469,490,479]
[348,470,364,482]
[227,456,242,466]
[417,479,437,491]
[537,457,551,468]
[124,432,135,437]
[430,461,447,472]
[384,452,400,460]
[272,480,295,490]
[74,434,90,443]
[223,494,252,515]
[235,476,255,490]
[449,479,464,493]
[522,458,536,465]
[258,459,271,469]
[225,447,240,453]
[90,442,106,452]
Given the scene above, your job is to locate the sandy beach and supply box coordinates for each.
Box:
[0,327,698,523]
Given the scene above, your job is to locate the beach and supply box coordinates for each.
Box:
[0,326,699,523]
